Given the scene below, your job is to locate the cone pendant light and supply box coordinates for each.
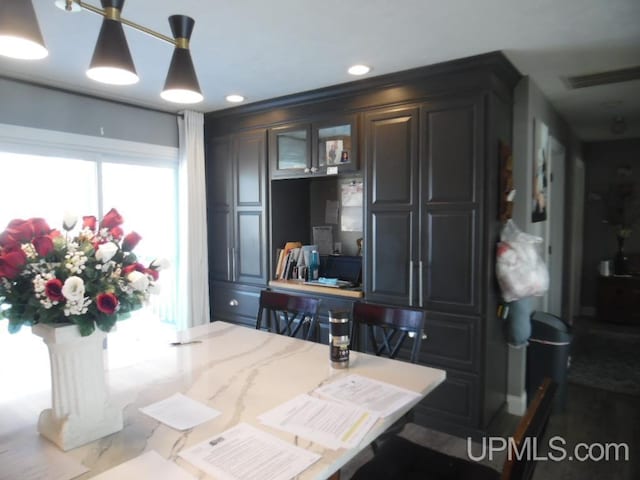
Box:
[86,0,138,85]
[0,0,48,60]
[161,15,203,104]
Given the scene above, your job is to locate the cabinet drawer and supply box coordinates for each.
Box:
[212,283,261,328]
[419,312,480,372]
[415,369,479,429]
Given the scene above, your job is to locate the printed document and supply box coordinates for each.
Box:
[179,423,320,480]
[140,393,221,431]
[314,374,421,417]
[258,393,378,449]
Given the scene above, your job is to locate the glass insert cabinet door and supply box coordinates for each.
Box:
[271,123,311,175]
[317,123,352,168]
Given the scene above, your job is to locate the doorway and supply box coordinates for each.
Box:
[543,137,566,317]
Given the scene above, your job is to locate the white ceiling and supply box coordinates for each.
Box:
[2,0,639,141]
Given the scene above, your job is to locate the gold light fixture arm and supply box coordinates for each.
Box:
[66,0,176,46]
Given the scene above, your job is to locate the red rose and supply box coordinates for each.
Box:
[33,236,54,257]
[122,232,142,252]
[45,278,64,302]
[100,208,123,229]
[96,293,119,314]
[145,268,159,281]
[0,230,19,249]
[29,218,50,236]
[0,250,27,279]
[83,216,97,231]
[5,219,33,242]
[122,262,145,275]
[110,226,123,240]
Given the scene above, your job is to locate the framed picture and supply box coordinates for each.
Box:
[532,119,549,223]
[325,139,344,165]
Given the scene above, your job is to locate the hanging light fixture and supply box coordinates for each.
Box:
[0,0,48,60]
[86,0,138,85]
[1,0,204,104]
[161,15,203,104]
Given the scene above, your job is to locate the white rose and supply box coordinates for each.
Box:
[61,276,85,301]
[148,282,162,295]
[96,242,118,263]
[150,258,170,270]
[62,211,77,231]
[127,271,150,292]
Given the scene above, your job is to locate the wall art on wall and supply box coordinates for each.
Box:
[532,119,549,223]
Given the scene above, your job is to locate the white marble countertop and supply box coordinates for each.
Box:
[0,321,446,479]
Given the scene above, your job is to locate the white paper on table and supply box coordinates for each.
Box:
[258,393,379,449]
[0,434,89,480]
[314,374,422,418]
[91,450,196,480]
[139,392,221,430]
[179,423,320,480]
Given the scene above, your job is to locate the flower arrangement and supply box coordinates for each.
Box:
[0,208,166,336]
[605,182,640,240]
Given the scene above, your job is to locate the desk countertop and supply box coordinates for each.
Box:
[0,321,444,479]
[269,279,365,299]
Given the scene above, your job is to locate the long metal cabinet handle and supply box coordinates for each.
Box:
[232,247,237,282]
[409,261,414,306]
[227,248,231,281]
[419,260,424,307]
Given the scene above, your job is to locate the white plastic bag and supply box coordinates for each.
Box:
[496,220,549,302]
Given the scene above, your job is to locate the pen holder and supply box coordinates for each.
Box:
[329,310,350,369]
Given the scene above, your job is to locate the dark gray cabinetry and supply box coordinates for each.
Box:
[205,52,520,438]
[269,114,358,179]
[207,129,268,322]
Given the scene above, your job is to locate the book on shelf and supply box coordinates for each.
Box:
[275,241,302,279]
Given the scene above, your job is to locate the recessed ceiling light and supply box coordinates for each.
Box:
[348,64,371,76]
[226,94,245,103]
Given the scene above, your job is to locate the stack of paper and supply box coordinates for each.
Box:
[313,374,422,417]
[258,394,379,450]
[139,393,221,430]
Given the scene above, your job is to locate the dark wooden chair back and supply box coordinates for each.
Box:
[501,377,557,480]
[256,290,321,341]
[351,301,426,363]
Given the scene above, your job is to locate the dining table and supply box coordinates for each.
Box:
[0,320,446,479]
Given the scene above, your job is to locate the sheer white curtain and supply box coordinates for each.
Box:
[177,111,210,329]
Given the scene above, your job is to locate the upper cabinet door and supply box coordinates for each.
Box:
[420,96,483,314]
[234,129,268,285]
[364,106,420,306]
[269,123,311,178]
[312,114,359,175]
[206,136,234,282]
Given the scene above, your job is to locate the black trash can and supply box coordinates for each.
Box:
[526,311,572,412]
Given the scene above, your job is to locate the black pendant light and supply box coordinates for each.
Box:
[86,0,138,85]
[0,0,48,60]
[161,15,203,104]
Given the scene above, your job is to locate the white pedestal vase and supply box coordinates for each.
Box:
[32,323,123,451]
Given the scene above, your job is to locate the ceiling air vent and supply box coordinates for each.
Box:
[565,66,640,89]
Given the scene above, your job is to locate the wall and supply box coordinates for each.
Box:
[0,77,178,147]
[508,77,583,414]
[581,138,640,309]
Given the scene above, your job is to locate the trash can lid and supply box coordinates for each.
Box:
[530,311,573,343]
